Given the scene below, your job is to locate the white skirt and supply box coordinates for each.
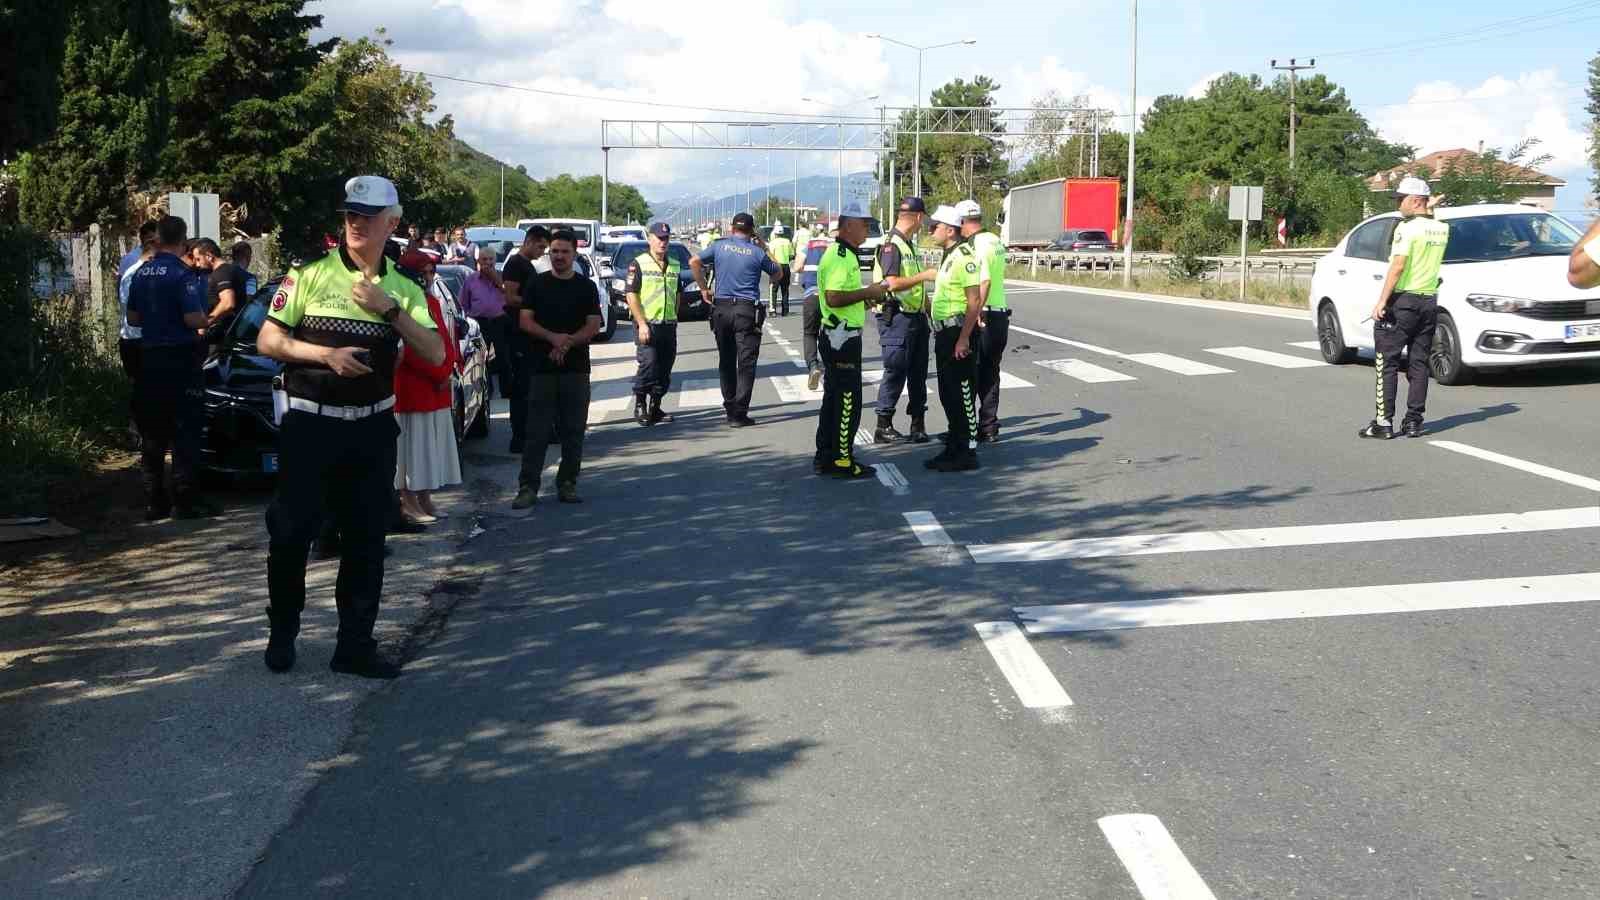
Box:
[394,408,462,491]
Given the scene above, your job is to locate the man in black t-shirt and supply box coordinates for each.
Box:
[205,241,256,341]
[500,225,550,453]
[514,229,601,509]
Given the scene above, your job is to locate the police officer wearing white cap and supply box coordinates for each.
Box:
[255,175,445,678]
[956,199,1010,442]
[924,204,985,472]
[813,201,892,478]
[1359,176,1449,440]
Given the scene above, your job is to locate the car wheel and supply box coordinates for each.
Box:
[1317,301,1356,365]
[1428,313,1473,386]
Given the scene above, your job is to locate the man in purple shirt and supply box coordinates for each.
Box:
[460,247,511,395]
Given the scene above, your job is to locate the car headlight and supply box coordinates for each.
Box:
[1465,293,1535,313]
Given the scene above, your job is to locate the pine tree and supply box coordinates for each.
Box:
[1587,51,1599,198]
[165,0,336,235]
[15,0,173,231]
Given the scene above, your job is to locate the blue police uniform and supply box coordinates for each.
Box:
[126,251,208,515]
[699,231,782,423]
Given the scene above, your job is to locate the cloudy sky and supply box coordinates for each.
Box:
[310,0,1597,216]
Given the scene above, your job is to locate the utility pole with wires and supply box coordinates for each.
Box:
[1269,57,1316,170]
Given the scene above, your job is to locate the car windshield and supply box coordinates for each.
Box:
[612,242,693,269]
[1442,213,1580,264]
[1077,230,1111,242]
[229,283,277,350]
[476,240,519,264]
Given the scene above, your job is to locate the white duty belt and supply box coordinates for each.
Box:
[286,395,396,421]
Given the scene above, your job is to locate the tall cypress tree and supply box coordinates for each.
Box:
[165,0,336,234]
[15,0,172,231]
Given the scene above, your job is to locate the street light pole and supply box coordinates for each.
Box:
[1122,0,1137,288]
[865,35,975,199]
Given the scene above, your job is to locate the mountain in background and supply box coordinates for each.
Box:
[449,139,653,225]
[647,172,882,224]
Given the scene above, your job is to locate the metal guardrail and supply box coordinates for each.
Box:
[915,248,1319,285]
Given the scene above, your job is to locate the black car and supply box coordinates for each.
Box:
[1047,229,1117,252]
[603,240,708,322]
[200,275,493,476]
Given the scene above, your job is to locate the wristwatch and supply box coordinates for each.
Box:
[382,304,401,323]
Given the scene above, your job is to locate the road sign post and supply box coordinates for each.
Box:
[1228,185,1263,302]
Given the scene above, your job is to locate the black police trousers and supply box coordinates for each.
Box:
[633,322,678,399]
[935,325,980,451]
[802,293,821,372]
[267,409,398,657]
[874,306,929,418]
[1374,292,1438,425]
[815,327,864,465]
[711,300,760,418]
[976,310,1011,435]
[134,344,202,509]
[769,272,792,316]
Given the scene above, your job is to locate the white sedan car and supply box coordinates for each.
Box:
[1311,204,1600,384]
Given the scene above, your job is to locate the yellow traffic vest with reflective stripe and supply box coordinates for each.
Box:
[931,240,980,321]
[971,231,1007,310]
[871,231,927,313]
[633,251,679,322]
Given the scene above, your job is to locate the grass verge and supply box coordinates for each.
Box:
[1006,264,1310,310]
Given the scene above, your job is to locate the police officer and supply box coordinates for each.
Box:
[256,175,445,678]
[954,200,1010,443]
[924,205,985,472]
[690,211,784,427]
[627,221,680,427]
[125,215,216,520]
[1360,176,1449,440]
[767,222,796,316]
[793,221,833,390]
[872,197,938,444]
[814,201,892,478]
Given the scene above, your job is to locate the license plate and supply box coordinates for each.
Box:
[1563,323,1600,343]
[262,453,279,473]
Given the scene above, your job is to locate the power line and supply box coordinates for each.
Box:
[1313,1,1597,59]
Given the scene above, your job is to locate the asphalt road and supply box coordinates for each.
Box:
[239,282,1600,899]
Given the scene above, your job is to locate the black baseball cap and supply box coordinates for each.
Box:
[898,196,926,213]
[731,212,755,232]
[647,221,670,240]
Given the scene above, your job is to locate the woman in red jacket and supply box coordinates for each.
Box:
[394,249,462,524]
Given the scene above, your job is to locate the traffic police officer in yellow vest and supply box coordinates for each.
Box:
[956,199,1009,442]
[256,175,444,679]
[814,200,892,478]
[925,204,985,472]
[1360,176,1449,440]
[871,196,938,444]
[626,221,680,427]
[767,222,796,316]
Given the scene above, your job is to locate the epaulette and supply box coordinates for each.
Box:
[955,243,973,256]
[835,243,849,257]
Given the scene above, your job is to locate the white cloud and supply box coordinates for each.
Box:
[1370,69,1589,177]
[1184,71,1224,99]
[309,0,895,200]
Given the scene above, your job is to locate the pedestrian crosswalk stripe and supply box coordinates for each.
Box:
[855,428,874,448]
[903,511,957,547]
[673,379,724,409]
[974,622,1073,709]
[1033,358,1138,383]
[998,370,1034,388]
[1015,571,1600,634]
[1098,815,1217,900]
[1285,340,1323,350]
[875,462,909,495]
[970,507,1600,564]
[590,341,636,360]
[1204,346,1325,368]
[1122,352,1233,376]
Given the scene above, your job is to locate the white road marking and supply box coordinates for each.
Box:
[1033,358,1138,383]
[1430,441,1600,493]
[674,379,724,410]
[1015,571,1600,634]
[855,428,874,449]
[973,622,1073,709]
[1008,277,1306,320]
[875,462,910,496]
[1011,325,1127,358]
[1203,346,1325,368]
[589,341,637,360]
[587,378,637,423]
[998,370,1034,389]
[903,511,956,546]
[1122,352,1234,376]
[1285,340,1323,350]
[969,507,1600,564]
[1098,814,1218,900]
[773,373,824,402]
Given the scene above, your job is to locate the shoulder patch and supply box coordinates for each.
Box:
[835,244,848,257]
[965,262,978,274]
[271,289,288,311]
[957,244,973,256]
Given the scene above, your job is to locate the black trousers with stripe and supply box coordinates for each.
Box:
[815,328,863,465]
[935,325,979,451]
[1373,293,1437,425]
